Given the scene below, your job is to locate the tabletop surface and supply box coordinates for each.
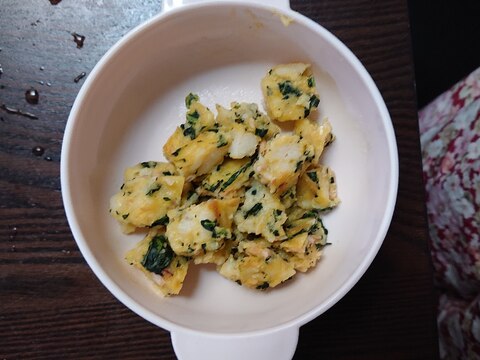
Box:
[0,0,439,358]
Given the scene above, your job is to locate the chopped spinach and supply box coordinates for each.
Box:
[307,76,315,87]
[186,110,200,125]
[217,134,228,148]
[295,160,303,172]
[256,282,270,290]
[307,171,318,182]
[141,161,156,168]
[244,203,263,218]
[221,162,250,191]
[150,215,170,227]
[207,180,222,192]
[309,94,320,108]
[141,235,174,274]
[183,126,196,139]
[200,219,217,232]
[185,93,199,108]
[255,128,268,138]
[278,81,302,98]
[146,184,161,196]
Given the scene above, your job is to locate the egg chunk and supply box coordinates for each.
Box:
[109,162,184,233]
[294,118,335,163]
[198,157,254,199]
[278,207,329,272]
[163,96,216,160]
[125,229,190,296]
[166,198,240,257]
[163,94,230,180]
[261,63,320,122]
[296,165,340,210]
[218,238,295,289]
[254,133,314,194]
[165,130,231,181]
[216,102,280,159]
[233,180,287,242]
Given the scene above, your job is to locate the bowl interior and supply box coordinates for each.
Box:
[63,3,397,334]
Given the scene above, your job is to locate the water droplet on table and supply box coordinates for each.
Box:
[0,104,38,119]
[74,72,86,83]
[32,146,45,156]
[10,226,17,240]
[25,88,39,104]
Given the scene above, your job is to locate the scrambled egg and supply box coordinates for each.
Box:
[109,161,184,233]
[125,229,190,296]
[261,63,320,122]
[110,64,340,296]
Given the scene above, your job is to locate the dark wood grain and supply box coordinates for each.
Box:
[0,0,438,359]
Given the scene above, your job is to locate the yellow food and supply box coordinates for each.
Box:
[110,64,339,296]
[109,161,184,233]
[296,165,340,210]
[125,229,190,296]
[261,63,320,122]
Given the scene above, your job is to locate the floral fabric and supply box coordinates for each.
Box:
[419,67,480,359]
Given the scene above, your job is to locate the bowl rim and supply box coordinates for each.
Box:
[60,0,399,338]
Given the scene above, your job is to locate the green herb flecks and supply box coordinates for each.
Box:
[150,215,170,227]
[278,81,302,99]
[186,110,200,125]
[244,202,263,218]
[146,184,161,196]
[185,93,199,108]
[307,76,315,87]
[220,161,251,191]
[141,161,157,168]
[141,235,174,274]
[200,219,217,232]
[217,133,228,148]
[183,126,196,139]
[255,128,268,138]
[307,171,318,182]
[256,282,270,290]
[295,160,303,172]
[304,94,320,117]
[316,242,332,251]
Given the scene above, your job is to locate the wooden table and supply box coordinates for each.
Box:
[0,0,439,358]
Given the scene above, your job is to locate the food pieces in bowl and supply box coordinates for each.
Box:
[109,161,184,233]
[166,198,239,257]
[296,165,340,211]
[261,63,320,122]
[125,229,190,296]
[278,207,329,272]
[110,64,340,295]
[253,133,314,195]
[234,180,288,242]
[219,238,295,290]
[294,117,334,163]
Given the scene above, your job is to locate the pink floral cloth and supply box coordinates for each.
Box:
[419,67,480,359]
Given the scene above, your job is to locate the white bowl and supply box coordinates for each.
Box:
[61,1,398,359]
